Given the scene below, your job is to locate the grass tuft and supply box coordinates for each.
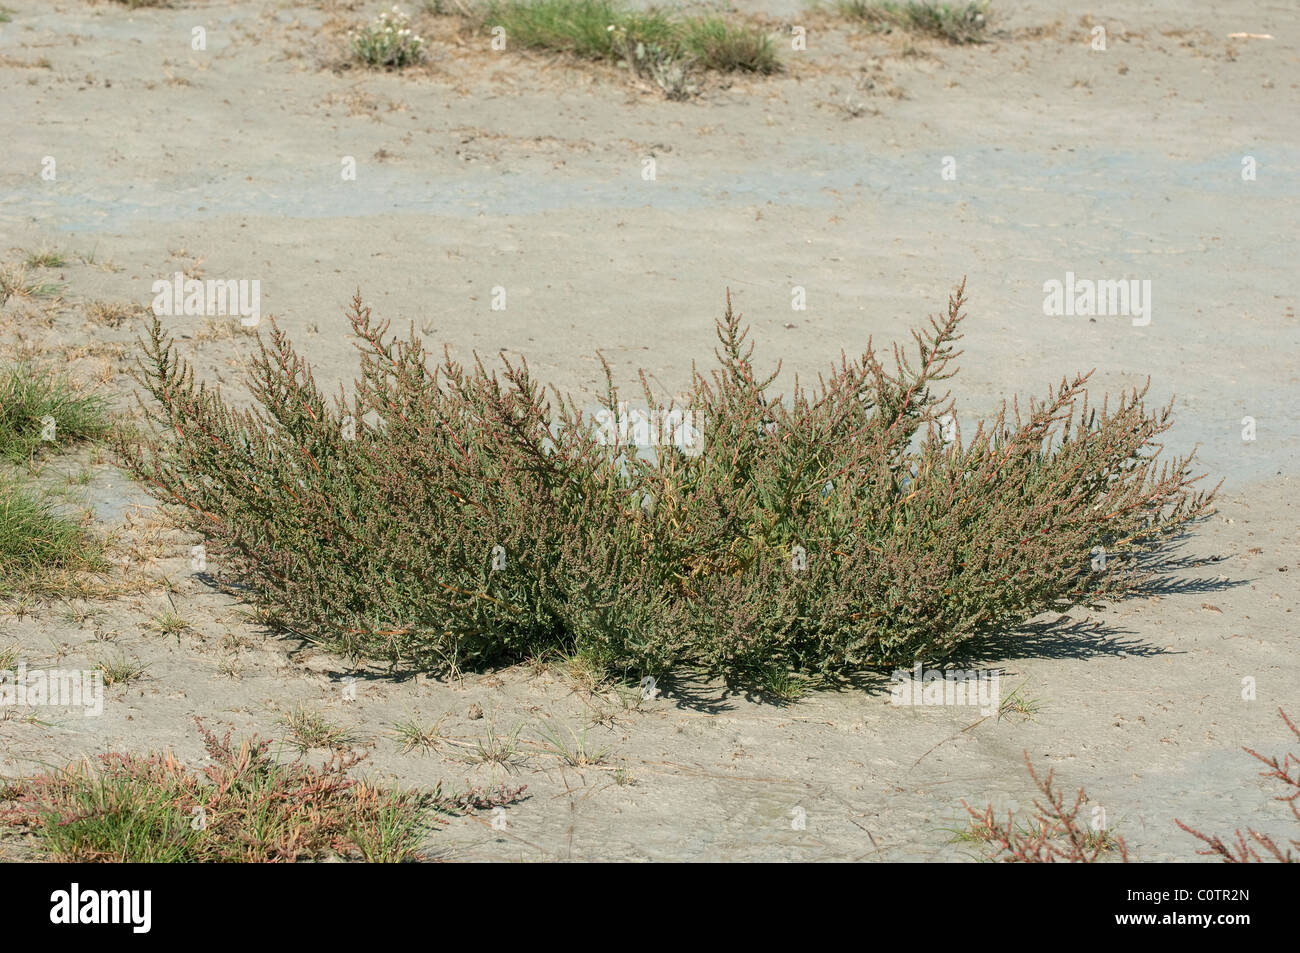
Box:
[0,362,110,461]
[996,678,1042,723]
[457,722,528,770]
[0,479,104,595]
[683,17,781,74]
[0,721,436,862]
[534,719,610,766]
[834,0,990,44]
[147,604,192,640]
[389,714,447,754]
[0,264,62,304]
[85,300,147,328]
[480,0,780,85]
[94,654,148,686]
[277,703,358,753]
[22,247,67,269]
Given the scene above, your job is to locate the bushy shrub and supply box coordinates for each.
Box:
[349,7,427,69]
[118,282,1215,685]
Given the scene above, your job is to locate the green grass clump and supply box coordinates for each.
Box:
[93,653,149,686]
[481,0,780,79]
[482,0,673,60]
[277,703,358,753]
[0,362,110,462]
[0,478,102,595]
[682,17,780,74]
[389,714,446,754]
[119,280,1216,691]
[0,363,109,593]
[22,247,67,269]
[0,722,437,862]
[148,606,192,639]
[535,719,610,766]
[835,0,990,44]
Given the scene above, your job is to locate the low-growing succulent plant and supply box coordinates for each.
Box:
[117,281,1216,688]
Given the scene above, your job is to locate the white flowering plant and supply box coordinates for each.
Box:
[349,7,426,69]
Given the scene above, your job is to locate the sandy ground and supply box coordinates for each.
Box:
[0,0,1297,860]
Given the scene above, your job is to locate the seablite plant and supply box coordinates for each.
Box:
[117,281,1216,686]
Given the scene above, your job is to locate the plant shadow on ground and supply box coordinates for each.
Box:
[946,538,1244,667]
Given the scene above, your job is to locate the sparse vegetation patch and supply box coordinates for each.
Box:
[834,1,990,44]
